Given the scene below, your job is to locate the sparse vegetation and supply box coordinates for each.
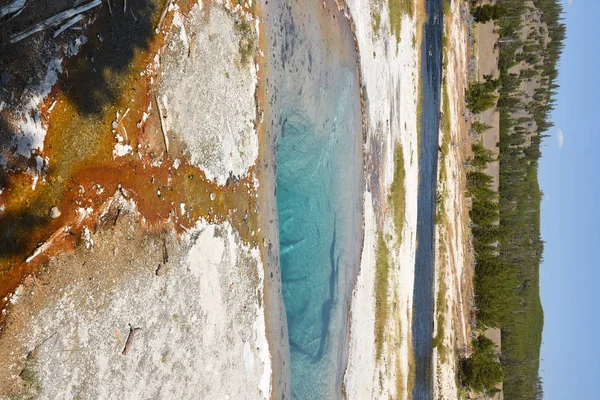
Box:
[372,11,382,35]
[374,232,391,361]
[371,4,382,36]
[388,0,413,40]
[407,337,416,396]
[441,80,451,160]
[395,352,406,400]
[432,259,448,363]
[390,145,406,244]
[443,0,451,17]
[235,20,256,66]
[19,349,41,396]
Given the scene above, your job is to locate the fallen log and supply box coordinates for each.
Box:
[10,0,101,44]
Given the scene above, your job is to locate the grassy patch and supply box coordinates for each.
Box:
[395,351,406,400]
[390,145,406,244]
[432,251,448,364]
[407,316,416,397]
[374,232,391,362]
[19,349,41,395]
[372,7,382,36]
[415,0,427,156]
[440,77,452,164]
[389,0,413,40]
[443,0,451,17]
[433,23,452,368]
[235,19,256,66]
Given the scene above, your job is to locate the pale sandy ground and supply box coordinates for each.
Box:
[0,196,271,399]
[343,1,420,399]
[0,3,278,399]
[159,3,258,186]
[476,20,500,192]
[432,1,472,398]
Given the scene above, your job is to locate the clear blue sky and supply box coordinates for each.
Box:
[539,0,600,398]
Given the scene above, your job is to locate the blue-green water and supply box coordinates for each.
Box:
[277,73,361,397]
[265,1,363,398]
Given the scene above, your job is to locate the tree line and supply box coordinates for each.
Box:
[461,1,566,398]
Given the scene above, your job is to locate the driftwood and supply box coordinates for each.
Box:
[162,238,169,263]
[188,32,196,58]
[0,0,25,18]
[10,0,101,43]
[115,329,124,346]
[155,94,169,155]
[157,0,172,30]
[53,14,84,38]
[122,324,141,356]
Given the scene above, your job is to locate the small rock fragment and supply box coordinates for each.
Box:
[155,264,168,276]
[49,206,61,218]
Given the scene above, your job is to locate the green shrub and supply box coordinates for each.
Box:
[466,77,500,114]
[471,4,507,23]
[460,336,503,395]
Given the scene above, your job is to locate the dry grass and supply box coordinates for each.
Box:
[390,145,406,245]
[433,64,452,363]
[374,232,391,362]
[395,349,406,400]
[415,0,427,154]
[432,240,449,363]
[235,19,256,66]
[389,0,413,40]
[407,308,416,398]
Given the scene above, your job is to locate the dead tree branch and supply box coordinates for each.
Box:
[10,0,101,44]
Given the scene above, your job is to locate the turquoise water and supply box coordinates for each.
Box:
[276,65,362,398]
[261,1,363,397]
